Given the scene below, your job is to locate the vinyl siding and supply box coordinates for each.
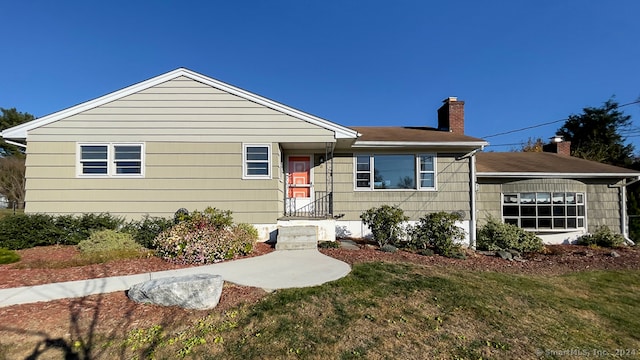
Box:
[25,141,283,223]
[332,152,471,220]
[28,76,335,144]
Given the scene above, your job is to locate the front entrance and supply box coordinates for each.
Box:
[286,155,313,214]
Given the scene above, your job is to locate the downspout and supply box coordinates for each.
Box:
[608,176,640,245]
[456,147,483,249]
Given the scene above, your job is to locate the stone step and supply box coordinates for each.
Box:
[276,225,318,250]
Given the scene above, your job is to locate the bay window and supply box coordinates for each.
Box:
[503,192,585,230]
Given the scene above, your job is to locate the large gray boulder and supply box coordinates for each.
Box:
[127,274,223,310]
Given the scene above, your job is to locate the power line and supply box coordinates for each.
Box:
[482,99,640,139]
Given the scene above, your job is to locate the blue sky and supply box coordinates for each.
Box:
[2,0,639,151]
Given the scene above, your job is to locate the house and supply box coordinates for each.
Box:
[476,139,640,244]
[2,68,638,245]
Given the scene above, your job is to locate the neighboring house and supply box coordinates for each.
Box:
[2,68,638,245]
[476,140,640,244]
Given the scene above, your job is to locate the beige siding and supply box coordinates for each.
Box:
[587,179,622,232]
[28,76,335,144]
[332,152,471,221]
[476,178,623,234]
[25,142,282,223]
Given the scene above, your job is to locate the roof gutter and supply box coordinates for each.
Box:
[2,139,27,149]
[608,176,640,246]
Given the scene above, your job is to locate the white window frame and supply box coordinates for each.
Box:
[501,191,586,231]
[243,143,272,179]
[76,143,145,178]
[417,153,437,191]
[353,153,437,191]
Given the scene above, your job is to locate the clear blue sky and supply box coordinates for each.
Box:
[2,0,639,152]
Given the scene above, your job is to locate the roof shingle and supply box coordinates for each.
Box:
[476,152,640,176]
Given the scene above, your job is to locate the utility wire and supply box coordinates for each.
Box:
[482,99,640,139]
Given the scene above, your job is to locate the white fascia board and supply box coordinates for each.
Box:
[2,68,359,141]
[477,172,640,178]
[351,141,489,148]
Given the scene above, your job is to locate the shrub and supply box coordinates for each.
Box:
[153,211,256,265]
[122,215,175,249]
[73,213,124,241]
[477,217,544,253]
[577,226,625,248]
[0,213,63,249]
[0,212,125,249]
[409,212,466,258]
[0,248,20,264]
[176,207,233,229]
[360,205,409,248]
[318,241,341,249]
[78,229,143,254]
[77,230,145,262]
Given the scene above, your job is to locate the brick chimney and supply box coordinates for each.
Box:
[542,135,571,156]
[437,97,464,134]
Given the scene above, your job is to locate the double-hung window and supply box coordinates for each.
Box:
[243,144,271,179]
[502,192,585,230]
[355,154,436,190]
[78,143,144,177]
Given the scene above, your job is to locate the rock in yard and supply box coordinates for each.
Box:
[610,251,621,258]
[496,250,513,261]
[381,244,398,253]
[128,274,223,310]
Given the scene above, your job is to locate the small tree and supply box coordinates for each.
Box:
[360,205,409,248]
[0,156,26,208]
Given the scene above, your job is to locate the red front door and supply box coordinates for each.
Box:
[288,156,311,198]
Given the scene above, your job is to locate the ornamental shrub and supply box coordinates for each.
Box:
[477,217,544,253]
[409,211,466,258]
[78,229,143,254]
[0,248,21,264]
[176,207,233,229]
[360,205,409,248]
[153,213,256,265]
[577,226,625,248]
[0,212,124,249]
[122,215,175,249]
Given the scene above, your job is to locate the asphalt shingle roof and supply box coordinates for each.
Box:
[476,152,640,176]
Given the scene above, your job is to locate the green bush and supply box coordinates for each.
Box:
[0,212,125,250]
[409,211,466,258]
[122,215,175,249]
[0,213,63,249]
[0,248,21,264]
[153,209,255,264]
[318,241,341,249]
[577,226,625,248]
[78,229,143,254]
[360,205,409,248]
[477,217,544,253]
[175,207,233,229]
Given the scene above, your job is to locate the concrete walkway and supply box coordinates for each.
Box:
[0,250,351,308]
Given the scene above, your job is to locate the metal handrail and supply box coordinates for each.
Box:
[285,191,332,217]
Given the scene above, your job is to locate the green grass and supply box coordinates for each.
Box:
[115,262,640,359]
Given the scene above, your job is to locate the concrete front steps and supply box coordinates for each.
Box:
[276,225,319,250]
